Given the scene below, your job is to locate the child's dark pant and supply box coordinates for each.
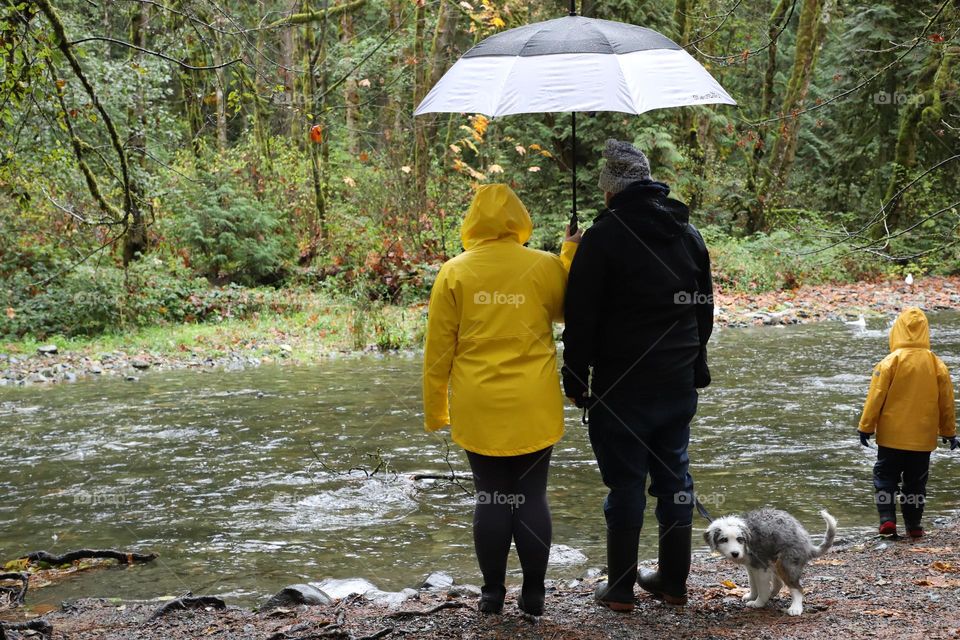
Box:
[873,445,931,527]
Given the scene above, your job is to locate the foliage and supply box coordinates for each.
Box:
[1,0,958,340]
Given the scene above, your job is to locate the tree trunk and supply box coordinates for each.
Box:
[412,1,429,218]
[754,0,831,232]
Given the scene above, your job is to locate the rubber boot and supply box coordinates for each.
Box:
[637,524,692,605]
[594,527,640,612]
[478,584,505,614]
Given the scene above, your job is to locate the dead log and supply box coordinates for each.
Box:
[22,549,157,566]
[0,573,28,606]
[386,601,467,618]
[0,620,53,639]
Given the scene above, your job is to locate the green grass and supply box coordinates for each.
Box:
[1,297,427,362]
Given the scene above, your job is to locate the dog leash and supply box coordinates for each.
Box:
[695,496,714,523]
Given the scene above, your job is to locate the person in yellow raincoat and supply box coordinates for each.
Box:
[858,307,957,538]
[422,183,579,616]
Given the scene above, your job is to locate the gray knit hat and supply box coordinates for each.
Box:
[597,139,651,194]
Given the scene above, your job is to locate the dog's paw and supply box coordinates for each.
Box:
[741,593,756,603]
[785,604,803,616]
[745,599,766,609]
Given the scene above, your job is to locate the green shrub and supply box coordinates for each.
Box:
[164,170,296,286]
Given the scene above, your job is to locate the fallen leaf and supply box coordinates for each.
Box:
[358,78,371,88]
[400,165,412,174]
[812,558,846,566]
[343,176,356,188]
[720,579,738,589]
[931,561,957,573]
[528,166,541,172]
[5,307,14,319]
[861,608,903,617]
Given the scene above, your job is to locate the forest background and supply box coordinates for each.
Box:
[1,0,957,350]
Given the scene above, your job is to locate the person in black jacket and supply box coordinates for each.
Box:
[562,139,713,612]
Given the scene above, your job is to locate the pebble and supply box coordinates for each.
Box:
[37,345,58,355]
[131,359,151,370]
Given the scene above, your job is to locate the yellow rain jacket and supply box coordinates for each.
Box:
[422,184,577,456]
[859,307,957,452]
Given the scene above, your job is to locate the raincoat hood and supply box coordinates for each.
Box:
[460,184,533,250]
[889,307,930,351]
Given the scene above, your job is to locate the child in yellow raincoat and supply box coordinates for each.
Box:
[858,307,957,538]
[422,184,579,616]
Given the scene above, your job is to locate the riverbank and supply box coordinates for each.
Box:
[2,276,958,387]
[5,517,958,639]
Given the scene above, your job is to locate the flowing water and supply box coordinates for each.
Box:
[2,312,960,607]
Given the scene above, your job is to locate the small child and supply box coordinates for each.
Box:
[858,307,957,538]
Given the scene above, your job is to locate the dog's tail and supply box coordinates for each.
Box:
[811,510,838,557]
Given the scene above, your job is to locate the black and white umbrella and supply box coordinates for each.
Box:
[415,2,736,229]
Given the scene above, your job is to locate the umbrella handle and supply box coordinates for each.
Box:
[570,111,578,233]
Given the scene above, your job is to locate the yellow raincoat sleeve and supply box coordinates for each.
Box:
[423,263,459,432]
[859,358,894,434]
[559,240,578,272]
[936,357,957,438]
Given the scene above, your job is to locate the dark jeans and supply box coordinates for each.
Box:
[588,387,698,531]
[873,445,931,527]
[465,446,553,597]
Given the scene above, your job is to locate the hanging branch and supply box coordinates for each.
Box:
[266,0,366,29]
[67,36,242,70]
[35,0,135,225]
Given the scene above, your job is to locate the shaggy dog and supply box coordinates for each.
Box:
[704,508,837,616]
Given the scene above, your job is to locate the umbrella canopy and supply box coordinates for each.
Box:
[414,15,736,118]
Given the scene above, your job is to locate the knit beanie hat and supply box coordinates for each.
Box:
[597,139,651,194]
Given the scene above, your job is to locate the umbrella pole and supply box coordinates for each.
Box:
[569,111,578,233]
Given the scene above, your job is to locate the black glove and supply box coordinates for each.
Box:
[942,436,959,451]
[859,431,872,447]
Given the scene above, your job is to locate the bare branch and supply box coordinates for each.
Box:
[68,36,243,70]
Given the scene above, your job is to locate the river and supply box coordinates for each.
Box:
[2,312,959,606]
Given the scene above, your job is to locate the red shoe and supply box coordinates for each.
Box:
[906,527,924,539]
[879,521,897,536]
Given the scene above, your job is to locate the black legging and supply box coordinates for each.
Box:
[465,446,553,600]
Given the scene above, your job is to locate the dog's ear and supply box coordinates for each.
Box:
[738,523,752,546]
[703,527,714,550]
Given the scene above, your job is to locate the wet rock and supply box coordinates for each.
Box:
[125,375,140,382]
[548,544,588,566]
[64,372,78,383]
[446,584,481,598]
[26,373,50,385]
[312,578,377,600]
[579,567,603,580]
[131,359,151,370]
[279,344,293,354]
[37,344,58,355]
[262,584,333,610]
[89,364,103,375]
[420,571,454,590]
[363,588,417,608]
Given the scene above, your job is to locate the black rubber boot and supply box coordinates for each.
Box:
[637,523,692,605]
[594,527,640,612]
[478,585,505,614]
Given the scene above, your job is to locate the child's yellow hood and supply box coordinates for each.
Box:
[460,184,533,250]
[889,307,930,351]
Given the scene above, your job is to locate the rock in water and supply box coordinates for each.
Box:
[262,584,333,610]
[312,578,377,600]
[37,345,58,355]
[131,359,151,370]
[548,545,588,566]
[420,571,455,590]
